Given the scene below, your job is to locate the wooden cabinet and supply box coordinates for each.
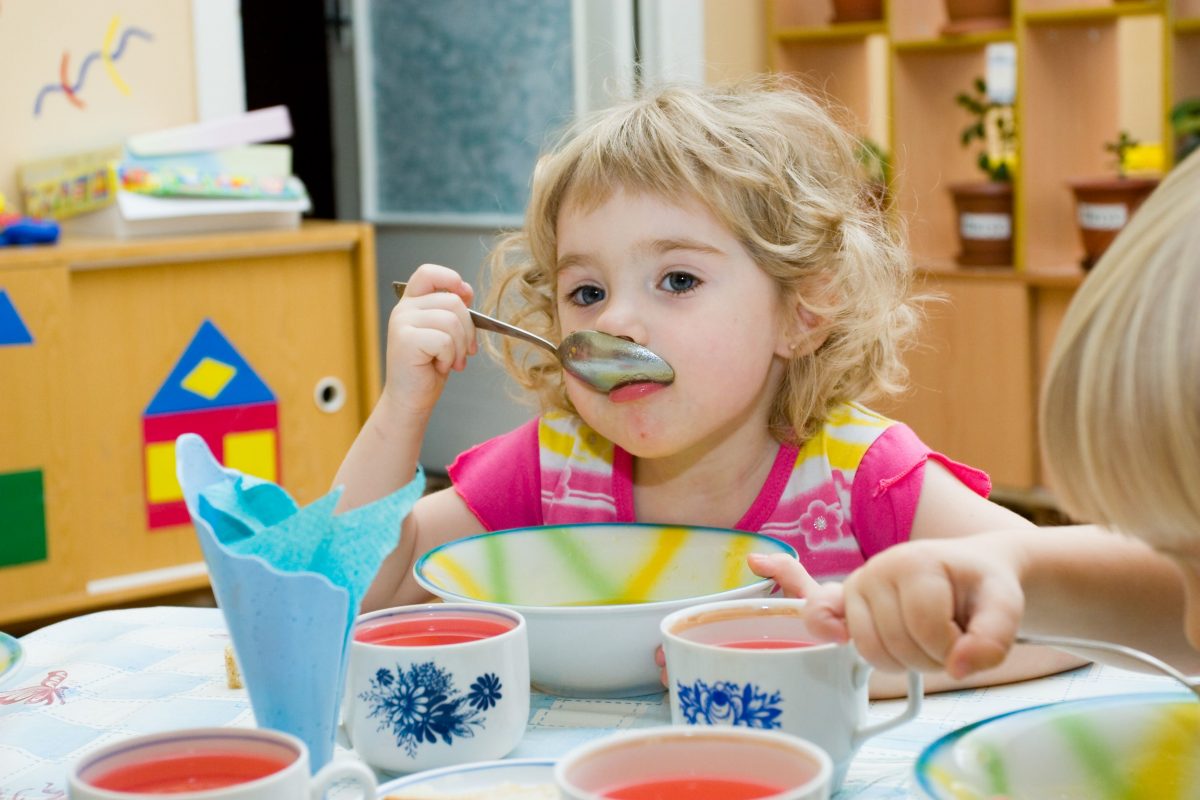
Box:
[0,222,380,627]
[766,0,1195,492]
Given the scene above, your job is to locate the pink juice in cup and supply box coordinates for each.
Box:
[718,638,817,650]
[603,776,785,799]
[90,752,290,793]
[353,614,515,646]
[68,728,377,800]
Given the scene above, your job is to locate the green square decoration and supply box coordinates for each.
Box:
[0,469,48,568]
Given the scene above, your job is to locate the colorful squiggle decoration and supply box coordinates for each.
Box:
[33,16,153,116]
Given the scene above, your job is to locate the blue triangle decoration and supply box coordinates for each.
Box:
[145,319,276,415]
[0,290,33,346]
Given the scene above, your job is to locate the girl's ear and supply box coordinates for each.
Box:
[776,296,829,358]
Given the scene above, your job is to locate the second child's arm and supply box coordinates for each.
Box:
[752,526,1196,683]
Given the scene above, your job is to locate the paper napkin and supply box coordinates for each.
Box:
[175,433,423,770]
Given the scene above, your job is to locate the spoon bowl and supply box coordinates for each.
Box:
[392,281,674,393]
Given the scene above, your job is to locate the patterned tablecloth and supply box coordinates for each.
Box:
[0,606,1184,799]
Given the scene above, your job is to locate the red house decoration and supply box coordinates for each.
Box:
[142,319,279,528]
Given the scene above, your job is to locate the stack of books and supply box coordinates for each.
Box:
[18,106,311,239]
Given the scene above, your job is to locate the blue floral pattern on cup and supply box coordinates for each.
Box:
[360,662,503,756]
[677,678,783,729]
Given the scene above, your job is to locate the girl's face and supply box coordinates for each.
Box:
[553,188,796,460]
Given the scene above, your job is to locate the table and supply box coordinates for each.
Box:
[0,606,1184,799]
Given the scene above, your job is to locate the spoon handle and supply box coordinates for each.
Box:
[1016,633,1200,698]
[392,281,557,354]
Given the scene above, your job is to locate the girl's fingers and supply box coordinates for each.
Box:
[404,263,475,306]
[411,306,474,370]
[747,552,822,598]
[401,326,459,374]
[398,265,478,360]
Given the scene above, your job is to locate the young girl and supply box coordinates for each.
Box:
[334,78,1078,692]
[752,144,1200,679]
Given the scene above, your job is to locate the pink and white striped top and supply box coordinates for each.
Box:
[448,402,989,581]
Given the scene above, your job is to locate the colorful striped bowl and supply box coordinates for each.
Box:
[413,523,797,698]
[915,692,1200,800]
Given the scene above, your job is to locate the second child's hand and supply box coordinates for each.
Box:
[747,553,850,643]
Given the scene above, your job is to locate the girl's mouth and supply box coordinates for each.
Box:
[608,381,668,404]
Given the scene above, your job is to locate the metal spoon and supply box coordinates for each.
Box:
[392,282,674,393]
[1017,633,1200,699]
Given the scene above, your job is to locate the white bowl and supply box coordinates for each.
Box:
[915,692,1200,799]
[376,758,556,798]
[413,523,797,698]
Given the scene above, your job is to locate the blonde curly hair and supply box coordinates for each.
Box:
[481,77,920,443]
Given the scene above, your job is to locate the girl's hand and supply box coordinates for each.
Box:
[383,264,478,418]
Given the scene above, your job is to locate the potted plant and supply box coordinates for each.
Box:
[949,76,1015,267]
[1066,131,1160,270]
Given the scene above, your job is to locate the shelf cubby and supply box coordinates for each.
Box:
[764,0,1187,491]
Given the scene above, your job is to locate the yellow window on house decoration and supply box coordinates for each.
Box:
[145,440,183,503]
[181,357,237,401]
[223,429,277,482]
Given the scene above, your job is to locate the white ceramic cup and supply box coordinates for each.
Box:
[67,727,375,799]
[343,603,530,774]
[554,725,832,800]
[660,597,923,790]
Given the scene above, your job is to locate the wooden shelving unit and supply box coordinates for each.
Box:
[766,0,1194,492]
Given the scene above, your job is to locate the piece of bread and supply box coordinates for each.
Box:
[224,643,243,689]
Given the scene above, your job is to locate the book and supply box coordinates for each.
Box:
[125,106,293,157]
[119,144,302,201]
[59,180,310,239]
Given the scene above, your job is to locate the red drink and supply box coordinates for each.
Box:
[603,776,784,799]
[91,752,289,793]
[354,615,514,646]
[720,638,816,650]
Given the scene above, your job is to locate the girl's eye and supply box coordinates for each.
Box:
[660,271,700,294]
[566,284,606,306]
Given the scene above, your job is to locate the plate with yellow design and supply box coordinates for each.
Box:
[915,693,1200,800]
[0,631,23,688]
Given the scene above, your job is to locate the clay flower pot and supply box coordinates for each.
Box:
[832,0,884,23]
[943,0,1012,35]
[949,181,1013,267]
[1066,176,1159,270]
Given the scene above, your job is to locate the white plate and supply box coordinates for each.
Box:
[914,692,1200,799]
[376,758,556,798]
[0,632,23,688]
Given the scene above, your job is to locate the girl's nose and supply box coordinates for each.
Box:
[594,295,649,345]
